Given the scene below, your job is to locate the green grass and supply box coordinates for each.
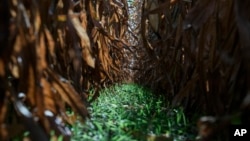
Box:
[71,83,195,141]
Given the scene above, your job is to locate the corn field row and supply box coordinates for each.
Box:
[0,0,250,140]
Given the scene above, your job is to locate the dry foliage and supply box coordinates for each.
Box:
[0,0,129,140]
[1,0,250,140]
[136,0,250,139]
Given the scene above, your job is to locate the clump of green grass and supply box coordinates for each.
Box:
[71,83,195,141]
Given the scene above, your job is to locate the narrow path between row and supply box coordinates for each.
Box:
[71,83,195,141]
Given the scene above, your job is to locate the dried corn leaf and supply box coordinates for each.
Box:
[26,66,36,107]
[69,10,95,68]
[37,33,47,71]
[48,68,89,119]
[0,59,5,76]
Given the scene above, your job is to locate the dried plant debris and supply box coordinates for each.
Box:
[1,0,250,140]
[0,0,129,140]
[135,0,250,140]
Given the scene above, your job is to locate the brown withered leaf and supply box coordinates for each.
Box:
[37,32,47,72]
[47,68,89,119]
[0,96,8,140]
[41,78,56,114]
[69,10,95,68]
[44,28,56,60]
[26,66,36,107]
[88,0,98,20]
[9,57,19,79]
[0,59,5,76]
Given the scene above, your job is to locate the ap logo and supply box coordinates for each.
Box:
[230,125,249,141]
[234,129,247,136]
